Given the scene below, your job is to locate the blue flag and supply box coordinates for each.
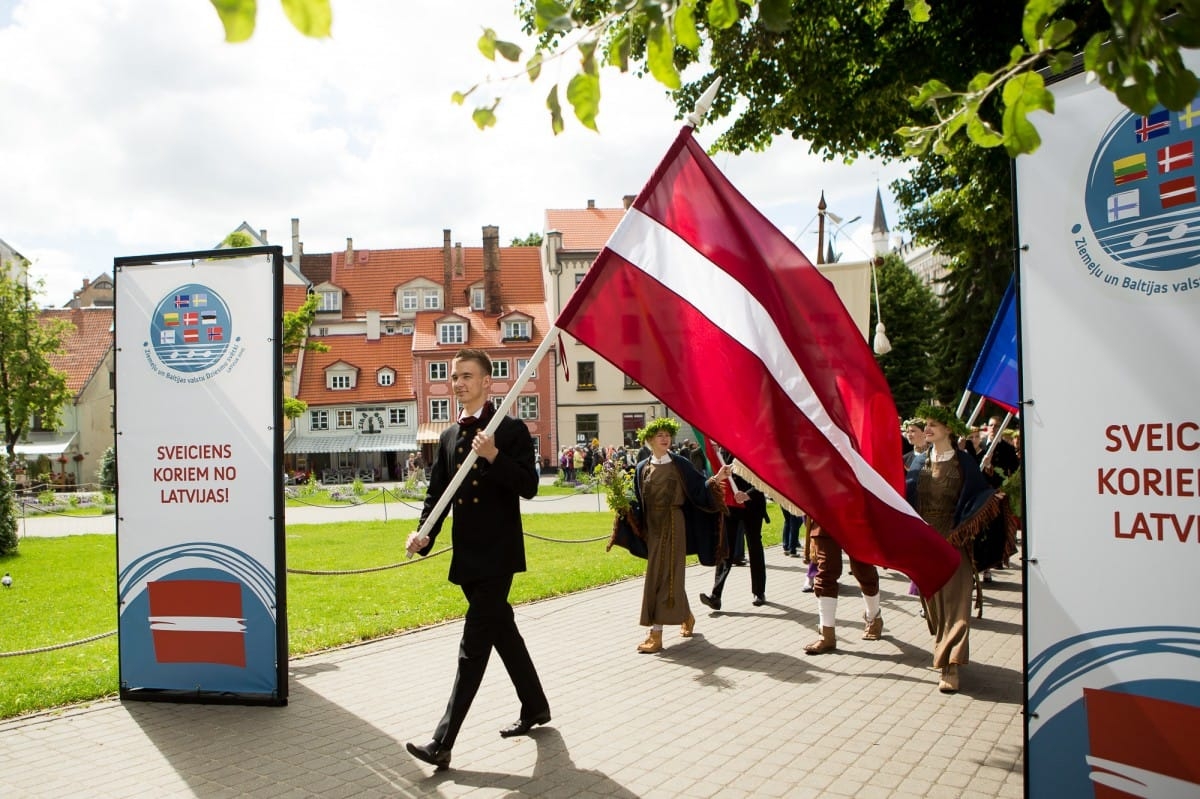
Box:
[966,278,1019,413]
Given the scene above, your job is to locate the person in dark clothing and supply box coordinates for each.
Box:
[405,349,550,771]
[700,451,770,609]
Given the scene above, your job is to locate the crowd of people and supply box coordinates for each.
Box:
[404,355,1021,772]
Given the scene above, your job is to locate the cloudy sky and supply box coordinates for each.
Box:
[0,0,911,307]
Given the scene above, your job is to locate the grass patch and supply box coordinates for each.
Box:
[0,511,780,720]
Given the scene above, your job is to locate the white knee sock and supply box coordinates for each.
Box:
[863,592,880,621]
[651,624,663,632]
[818,596,838,629]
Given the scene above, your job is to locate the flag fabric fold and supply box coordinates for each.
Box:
[966,277,1019,414]
[555,126,959,596]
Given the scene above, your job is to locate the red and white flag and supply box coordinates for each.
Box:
[556,127,959,595]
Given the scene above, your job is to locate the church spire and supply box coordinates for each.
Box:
[871,187,890,256]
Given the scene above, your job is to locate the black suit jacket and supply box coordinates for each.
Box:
[417,405,539,584]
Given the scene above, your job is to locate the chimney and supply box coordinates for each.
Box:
[366,309,380,341]
[81,277,90,290]
[344,237,354,268]
[587,199,596,209]
[259,229,268,243]
[291,218,301,269]
[455,243,464,277]
[482,225,502,315]
[442,229,453,308]
[622,194,636,209]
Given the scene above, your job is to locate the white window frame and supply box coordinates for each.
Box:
[310,410,328,431]
[438,322,465,345]
[516,358,535,378]
[429,361,448,381]
[378,370,394,387]
[318,290,341,312]
[491,359,510,379]
[424,289,443,310]
[401,289,418,311]
[430,398,450,422]
[330,374,352,390]
[336,409,353,428]
[389,408,407,426]
[518,395,539,420]
[471,287,485,310]
[504,319,530,339]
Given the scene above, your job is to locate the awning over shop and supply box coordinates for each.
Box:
[6,432,78,457]
[284,433,417,454]
[416,422,452,443]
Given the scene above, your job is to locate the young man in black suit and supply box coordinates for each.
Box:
[405,349,550,771]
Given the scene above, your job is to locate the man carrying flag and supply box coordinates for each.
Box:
[554,123,959,599]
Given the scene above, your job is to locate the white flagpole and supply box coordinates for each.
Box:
[981,411,1014,470]
[965,396,987,428]
[408,327,562,555]
[955,390,973,419]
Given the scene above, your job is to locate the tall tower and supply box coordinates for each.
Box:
[871,187,890,257]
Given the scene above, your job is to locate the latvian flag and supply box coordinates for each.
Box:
[147,579,246,667]
[183,328,200,343]
[1135,109,1171,143]
[207,326,224,342]
[1084,688,1200,798]
[1113,154,1147,185]
[183,311,199,326]
[163,312,180,327]
[1159,175,1196,209]
[1157,140,1194,174]
[201,311,218,325]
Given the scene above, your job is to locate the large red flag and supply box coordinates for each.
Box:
[556,127,959,596]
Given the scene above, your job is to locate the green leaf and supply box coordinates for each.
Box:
[495,39,523,63]
[209,0,257,43]
[904,0,931,23]
[478,28,498,61]
[909,79,955,108]
[606,24,631,71]
[526,51,543,82]
[579,39,598,75]
[674,0,701,52]
[1155,55,1200,110]
[1021,0,1065,50]
[967,71,994,93]
[645,20,681,89]
[707,0,739,30]
[472,105,498,130]
[1041,19,1075,50]
[1001,72,1054,156]
[966,114,1004,148]
[533,0,572,33]
[758,0,792,32]
[546,85,564,135]
[567,72,601,131]
[281,0,331,38]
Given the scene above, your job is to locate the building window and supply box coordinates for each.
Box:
[429,361,448,381]
[576,413,599,445]
[430,398,450,422]
[574,272,586,287]
[623,374,641,389]
[329,374,352,390]
[503,319,530,340]
[516,358,535,378]
[378,370,394,386]
[317,326,329,336]
[438,322,465,345]
[389,408,407,426]
[401,289,418,311]
[518,395,539,420]
[492,359,510,379]
[471,287,484,310]
[622,413,645,447]
[336,410,353,428]
[310,410,328,431]
[491,396,505,413]
[577,361,596,390]
[318,290,341,312]
[424,289,443,310]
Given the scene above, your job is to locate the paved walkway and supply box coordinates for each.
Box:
[0,530,1026,797]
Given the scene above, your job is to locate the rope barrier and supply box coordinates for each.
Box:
[286,544,453,575]
[0,630,116,658]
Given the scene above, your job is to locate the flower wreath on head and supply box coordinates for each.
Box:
[637,417,681,443]
[913,404,971,439]
[902,417,926,431]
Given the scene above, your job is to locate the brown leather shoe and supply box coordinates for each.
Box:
[680,613,695,637]
[406,740,451,771]
[862,612,883,640]
[636,630,663,653]
[938,664,960,693]
[803,626,837,655]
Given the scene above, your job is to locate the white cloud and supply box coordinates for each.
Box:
[0,0,910,306]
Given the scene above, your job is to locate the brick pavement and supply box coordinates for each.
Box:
[0,546,1025,798]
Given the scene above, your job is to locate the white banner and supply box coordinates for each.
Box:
[115,250,284,700]
[1019,58,1200,795]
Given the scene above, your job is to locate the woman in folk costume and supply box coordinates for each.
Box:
[906,405,1015,693]
[630,418,729,654]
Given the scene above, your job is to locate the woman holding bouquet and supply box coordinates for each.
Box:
[629,418,729,654]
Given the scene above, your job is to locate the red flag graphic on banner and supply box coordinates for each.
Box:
[1084,688,1200,797]
[555,127,958,596]
[147,579,246,667]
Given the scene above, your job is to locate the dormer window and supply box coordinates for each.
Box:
[503,319,530,340]
[401,289,418,311]
[378,368,395,387]
[326,362,357,390]
[318,290,341,312]
[330,374,351,389]
[471,287,485,310]
[438,321,465,345]
[424,289,443,310]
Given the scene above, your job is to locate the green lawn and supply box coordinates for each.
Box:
[0,512,780,720]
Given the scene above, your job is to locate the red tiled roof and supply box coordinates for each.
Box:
[297,253,332,286]
[296,334,415,407]
[41,307,113,397]
[545,207,626,251]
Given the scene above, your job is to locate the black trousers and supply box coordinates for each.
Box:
[711,510,766,599]
[434,574,548,747]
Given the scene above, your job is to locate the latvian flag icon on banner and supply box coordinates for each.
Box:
[1084,688,1200,797]
[147,579,247,667]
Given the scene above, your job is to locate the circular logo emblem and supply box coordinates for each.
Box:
[147,284,234,375]
[1085,103,1200,272]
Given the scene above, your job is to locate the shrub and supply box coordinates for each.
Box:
[0,454,17,555]
[351,478,366,496]
[96,446,117,493]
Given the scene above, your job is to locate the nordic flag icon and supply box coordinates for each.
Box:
[147,579,246,667]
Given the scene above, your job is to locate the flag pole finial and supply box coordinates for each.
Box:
[685,77,722,128]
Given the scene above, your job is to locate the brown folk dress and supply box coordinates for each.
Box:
[918,454,974,669]
[639,461,692,627]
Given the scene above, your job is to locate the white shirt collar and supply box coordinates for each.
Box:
[459,406,484,422]
[650,453,672,465]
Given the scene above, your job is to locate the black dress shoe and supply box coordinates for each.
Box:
[752,594,766,607]
[699,593,722,611]
[499,709,551,738]
[406,740,451,771]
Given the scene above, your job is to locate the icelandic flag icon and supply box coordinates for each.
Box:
[147,579,246,667]
[1135,109,1171,142]
[174,294,191,308]
[1107,189,1140,222]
